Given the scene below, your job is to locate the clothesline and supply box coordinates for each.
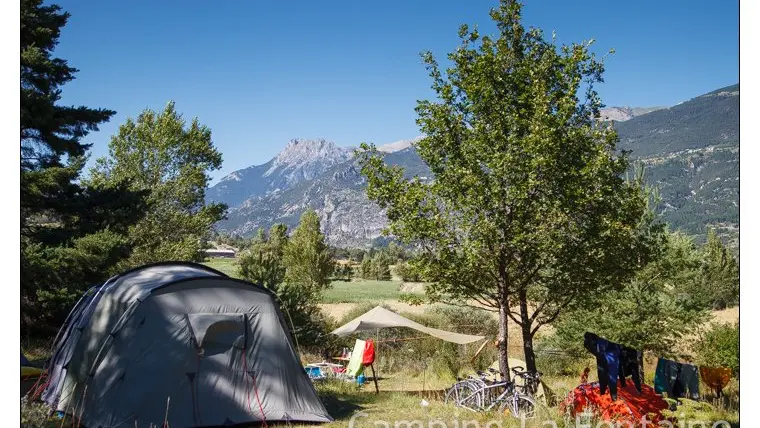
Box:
[376,336,430,343]
[375,336,574,356]
[583,331,732,400]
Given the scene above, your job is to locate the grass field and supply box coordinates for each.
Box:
[202,257,239,277]
[322,279,407,303]
[203,258,415,305]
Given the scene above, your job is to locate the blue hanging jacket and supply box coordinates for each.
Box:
[584,332,621,400]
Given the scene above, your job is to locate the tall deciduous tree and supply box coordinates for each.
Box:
[358,0,659,374]
[88,102,226,266]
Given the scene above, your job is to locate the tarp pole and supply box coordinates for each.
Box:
[422,360,426,392]
[376,328,380,391]
[370,362,379,394]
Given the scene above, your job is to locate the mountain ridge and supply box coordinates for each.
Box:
[209,84,739,248]
[207,138,353,207]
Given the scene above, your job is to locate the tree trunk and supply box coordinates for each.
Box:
[518,289,537,372]
[498,303,510,380]
[520,324,536,372]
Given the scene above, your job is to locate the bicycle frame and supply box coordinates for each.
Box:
[458,380,515,411]
[446,368,541,417]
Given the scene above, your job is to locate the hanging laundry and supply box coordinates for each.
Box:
[699,366,732,398]
[618,345,642,393]
[362,339,376,366]
[654,358,699,400]
[654,358,671,395]
[345,339,367,377]
[679,364,700,399]
[584,332,621,400]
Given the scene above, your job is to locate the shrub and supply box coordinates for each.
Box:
[21,398,52,428]
[692,322,739,377]
[394,262,422,282]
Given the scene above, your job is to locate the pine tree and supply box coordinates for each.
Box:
[360,253,373,279]
[372,252,392,281]
[238,225,289,291]
[279,211,335,348]
[283,210,334,292]
[698,229,739,309]
[552,231,708,362]
[20,0,145,335]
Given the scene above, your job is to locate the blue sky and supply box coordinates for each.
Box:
[52,0,738,183]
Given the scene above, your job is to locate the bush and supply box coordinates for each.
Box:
[358,252,393,280]
[21,398,52,428]
[276,285,337,355]
[394,262,422,282]
[692,322,739,377]
[22,230,131,336]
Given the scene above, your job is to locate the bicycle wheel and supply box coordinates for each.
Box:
[444,381,481,411]
[499,394,537,419]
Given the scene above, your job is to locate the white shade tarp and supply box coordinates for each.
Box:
[330,306,485,345]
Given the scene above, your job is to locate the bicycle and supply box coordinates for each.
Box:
[444,369,494,411]
[510,366,543,396]
[444,368,537,419]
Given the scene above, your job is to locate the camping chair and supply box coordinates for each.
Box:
[304,365,327,381]
[304,362,344,381]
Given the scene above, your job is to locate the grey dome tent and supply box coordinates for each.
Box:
[41,262,332,427]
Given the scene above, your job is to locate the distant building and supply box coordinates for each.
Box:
[203,248,236,258]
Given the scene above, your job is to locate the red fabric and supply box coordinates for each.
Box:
[362,339,375,365]
[560,381,670,426]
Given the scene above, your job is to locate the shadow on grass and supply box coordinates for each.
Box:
[312,380,369,420]
[319,393,365,420]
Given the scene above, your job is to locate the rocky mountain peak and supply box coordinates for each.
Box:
[600,106,666,122]
[376,136,425,153]
[270,138,351,169]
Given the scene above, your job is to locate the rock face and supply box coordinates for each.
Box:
[220,162,388,247]
[211,140,429,247]
[209,84,739,249]
[206,138,353,207]
[613,84,739,247]
[376,136,424,153]
[600,106,666,122]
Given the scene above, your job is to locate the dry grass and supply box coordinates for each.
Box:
[320,300,433,321]
[303,380,564,428]
[709,306,739,325]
